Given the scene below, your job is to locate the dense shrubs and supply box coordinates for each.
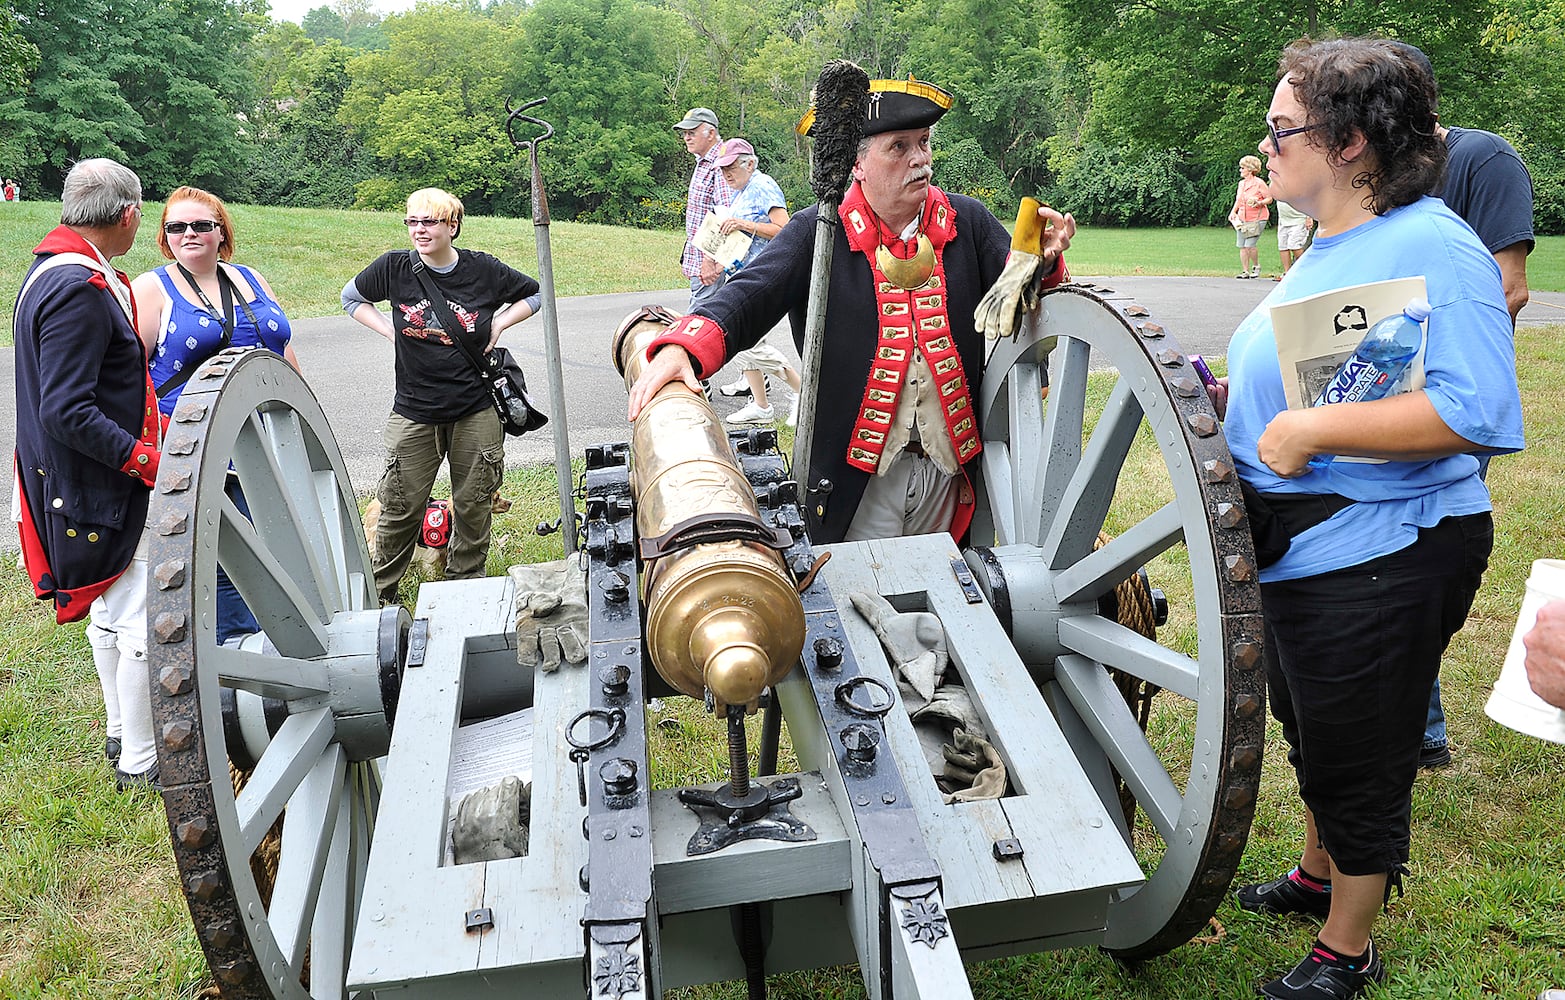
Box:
[1048,144,1208,227]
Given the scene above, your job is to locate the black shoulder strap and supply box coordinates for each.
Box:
[158,264,265,399]
[407,249,491,377]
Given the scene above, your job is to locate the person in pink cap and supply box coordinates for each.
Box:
[707,137,804,426]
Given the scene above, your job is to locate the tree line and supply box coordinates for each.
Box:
[1,0,1560,232]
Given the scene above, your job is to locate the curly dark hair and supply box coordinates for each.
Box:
[1277,37,1445,215]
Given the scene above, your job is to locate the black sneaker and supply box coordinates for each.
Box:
[1259,940,1385,999]
[1418,742,1452,769]
[115,762,162,793]
[105,737,121,768]
[1237,867,1333,918]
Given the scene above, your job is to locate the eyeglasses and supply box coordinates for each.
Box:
[404,217,448,228]
[163,220,220,235]
[1267,120,1322,153]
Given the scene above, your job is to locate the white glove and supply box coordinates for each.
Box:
[941,727,1007,803]
[511,553,588,672]
[974,197,1046,340]
[451,775,531,863]
[848,591,948,703]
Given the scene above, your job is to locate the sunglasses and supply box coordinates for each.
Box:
[163,220,220,235]
[404,217,449,228]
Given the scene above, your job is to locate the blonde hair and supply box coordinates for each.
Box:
[1239,155,1263,174]
[157,186,236,261]
[406,188,464,239]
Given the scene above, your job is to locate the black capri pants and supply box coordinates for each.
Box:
[1260,512,1493,876]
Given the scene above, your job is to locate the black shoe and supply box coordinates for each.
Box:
[1418,742,1452,769]
[1237,867,1333,918]
[115,762,162,793]
[105,737,121,768]
[1259,940,1385,999]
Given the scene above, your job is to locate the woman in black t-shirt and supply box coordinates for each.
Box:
[342,188,541,602]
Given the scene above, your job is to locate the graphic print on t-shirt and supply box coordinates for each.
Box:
[397,298,478,344]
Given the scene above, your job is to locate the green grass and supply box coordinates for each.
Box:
[5,323,1565,998]
[2,199,1560,332]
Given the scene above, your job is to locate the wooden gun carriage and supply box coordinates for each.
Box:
[143,287,1264,999]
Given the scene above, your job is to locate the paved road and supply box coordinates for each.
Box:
[4,278,1561,511]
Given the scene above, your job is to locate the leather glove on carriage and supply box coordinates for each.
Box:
[941,726,1008,804]
[848,592,948,704]
[511,552,588,672]
[451,775,531,864]
[974,196,1050,341]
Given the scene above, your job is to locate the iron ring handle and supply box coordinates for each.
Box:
[834,676,895,718]
[565,707,625,755]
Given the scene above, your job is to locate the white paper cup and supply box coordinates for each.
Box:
[1485,559,1565,744]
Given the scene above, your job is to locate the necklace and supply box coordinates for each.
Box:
[867,200,936,290]
[875,235,935,290]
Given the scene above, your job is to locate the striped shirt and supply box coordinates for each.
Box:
[682,141,735,278]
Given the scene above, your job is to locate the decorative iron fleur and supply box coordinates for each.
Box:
[593,947,641,998]
[899,895,950,948]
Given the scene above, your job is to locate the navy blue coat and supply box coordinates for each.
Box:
[14,226,159,622]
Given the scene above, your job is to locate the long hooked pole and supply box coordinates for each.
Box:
[507,97,577,555]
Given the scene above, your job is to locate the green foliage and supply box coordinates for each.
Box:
[10,0,261,199]
[934,137,1014,215]
[1052,144,1206,227]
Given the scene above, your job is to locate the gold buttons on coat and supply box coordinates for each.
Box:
[66,528,77,537]
[87,532,99,543]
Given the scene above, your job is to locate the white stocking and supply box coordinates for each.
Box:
[114,647,156,775]
[85,623,122,739]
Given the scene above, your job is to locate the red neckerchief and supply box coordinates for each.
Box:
[837,182,980,474]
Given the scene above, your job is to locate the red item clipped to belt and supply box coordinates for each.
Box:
[421,499,452,549]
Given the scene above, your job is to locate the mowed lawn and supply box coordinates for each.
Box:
[1,199,1560,332]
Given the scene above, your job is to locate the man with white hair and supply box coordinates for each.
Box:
[633,78,1074,543]
[13,158,162,791]
[673,106,734,309]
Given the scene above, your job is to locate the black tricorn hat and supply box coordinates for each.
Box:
[797,75,953,137]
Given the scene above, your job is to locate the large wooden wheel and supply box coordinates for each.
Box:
[146,348,405,999]
[966,286,1266,959]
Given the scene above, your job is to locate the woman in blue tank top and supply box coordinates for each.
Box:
[131,187,300,645]
[132,186,298,416]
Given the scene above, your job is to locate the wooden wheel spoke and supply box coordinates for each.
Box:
[1050,502,1182,605]
[1041,376,1144,567]
[1057,615,1200,701]
[218,495,330,658]
[269,743,348,969]
[1030,337,1090,545]
[307,789,356,999]
[208,643,330,701]
[237,708,336,856]
[1055,654,1184,843]
[1005,360,1047,542]
[980,444,1017,544]
[231,413,334,619]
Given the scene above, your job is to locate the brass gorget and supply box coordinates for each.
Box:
[875,234,936,290]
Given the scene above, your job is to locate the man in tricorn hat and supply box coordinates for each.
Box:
[630,77,1074,544]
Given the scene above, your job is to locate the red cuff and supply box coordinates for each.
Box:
[1041,253,1069,290]
[646,313,730,379]
[121,441,159,486]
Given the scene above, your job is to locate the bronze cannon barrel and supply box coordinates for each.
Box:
[611,310,805,711]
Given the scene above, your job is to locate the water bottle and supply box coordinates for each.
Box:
[1313,298,1431,406]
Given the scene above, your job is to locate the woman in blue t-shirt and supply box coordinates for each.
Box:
[709,138,803,425]
[1213,39,1523,1000]
[132,187,301,645]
